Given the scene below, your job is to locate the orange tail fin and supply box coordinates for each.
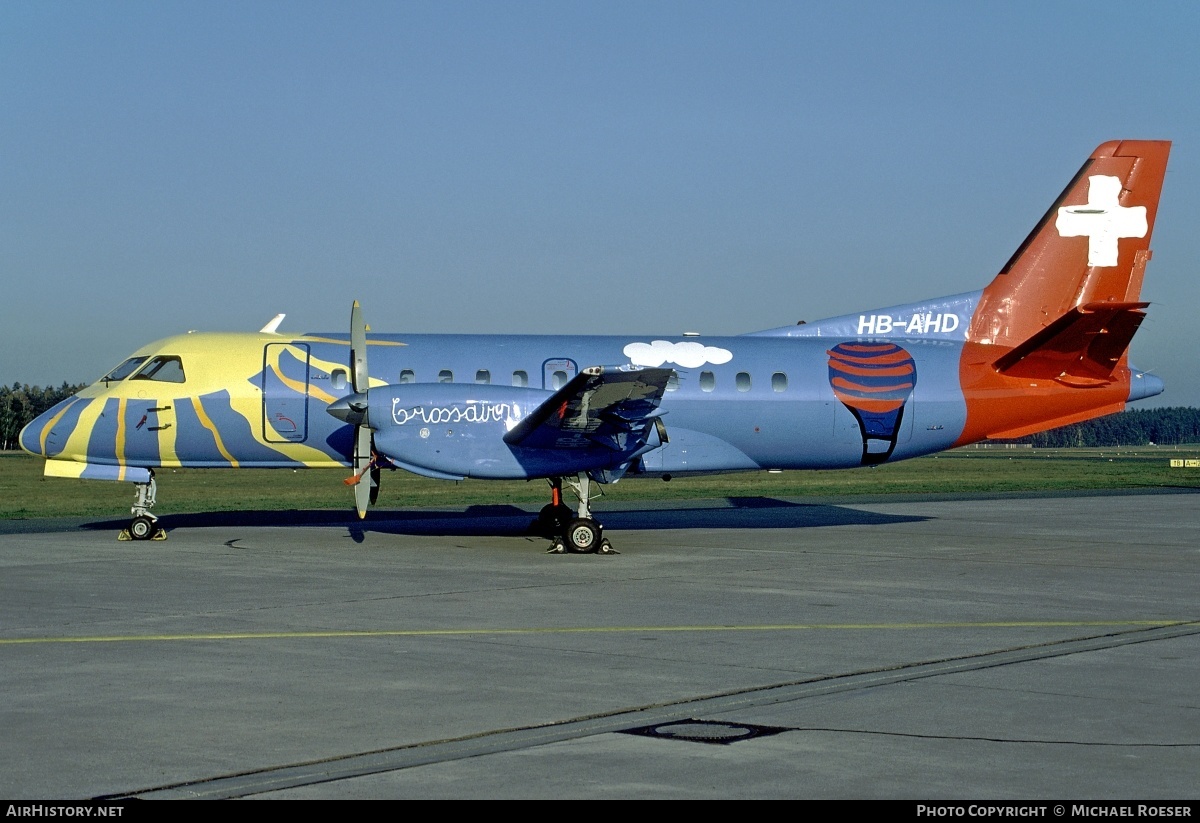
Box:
[956,141,1170,445]
[969,140,1170,350]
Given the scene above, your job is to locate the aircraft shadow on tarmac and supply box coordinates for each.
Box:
[78,497,928,541]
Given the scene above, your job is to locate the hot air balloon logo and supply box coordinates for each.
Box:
[827,342,917,465]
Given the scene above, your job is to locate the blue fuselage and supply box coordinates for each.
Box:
[22,330,970,480]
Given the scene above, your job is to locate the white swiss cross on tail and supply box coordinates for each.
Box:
[1055,174,1147,267]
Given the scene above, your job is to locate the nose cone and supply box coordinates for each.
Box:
[18,397,83,458]
[1128,368,1165,402]
[18,417,45,456]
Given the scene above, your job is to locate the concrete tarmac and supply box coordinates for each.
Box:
[1,491,1197,800]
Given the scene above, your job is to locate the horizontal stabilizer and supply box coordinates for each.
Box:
[992,302,1147,387]
[504,366,673,449]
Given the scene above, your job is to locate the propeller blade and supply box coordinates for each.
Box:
[352,425,372,520]
[342,301,376,519]
[351,300,369,395]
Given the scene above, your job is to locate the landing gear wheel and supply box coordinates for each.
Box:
[565,518,601,554]
[129,515,157,541]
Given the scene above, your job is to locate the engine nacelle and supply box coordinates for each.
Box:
[365,383,540,478]
[368,383,650,480]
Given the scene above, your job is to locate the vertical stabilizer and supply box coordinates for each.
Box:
[956,141,1170,445]
[969,140,1170,349]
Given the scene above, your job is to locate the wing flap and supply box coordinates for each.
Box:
[503,366,673,450]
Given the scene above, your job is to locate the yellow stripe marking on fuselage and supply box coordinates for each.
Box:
[299,336,406,347]
[115,398,128,482]
[271,360,336,405]
[156,400,179,466]
[37,399,79,456]
[190,396,239,467]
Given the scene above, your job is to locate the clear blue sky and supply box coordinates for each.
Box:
[3,1,1198,406]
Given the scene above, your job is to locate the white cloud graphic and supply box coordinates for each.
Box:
[623,340,733,369]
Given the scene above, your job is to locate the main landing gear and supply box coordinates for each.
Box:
[118,471,167,541]
[538,474,618,555]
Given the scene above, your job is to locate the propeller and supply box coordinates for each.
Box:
[330,301,376,519]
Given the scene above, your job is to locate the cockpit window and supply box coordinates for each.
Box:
[102,357,148,384]
[132,356,186,383]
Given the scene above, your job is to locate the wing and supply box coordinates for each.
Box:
[503,366,673,451]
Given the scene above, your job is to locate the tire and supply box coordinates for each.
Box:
[129,515,156,541]
[565,518,600,554]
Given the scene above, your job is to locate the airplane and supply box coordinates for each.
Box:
[19,140,1171,553]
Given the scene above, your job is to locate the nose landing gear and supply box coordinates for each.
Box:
[118,472,167,541]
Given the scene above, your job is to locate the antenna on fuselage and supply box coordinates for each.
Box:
[260,314,286,334]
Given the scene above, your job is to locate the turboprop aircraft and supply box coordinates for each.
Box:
[20,140,1170,552]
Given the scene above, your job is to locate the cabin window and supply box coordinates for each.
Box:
[399,369,415,384]
[331,368,348,391]
[475,369,491,384]
[666,372,680,392]
[132,356,186,384]
[512,370,528,387]
[102,357,148,384]
[736,372,751,392]
[772,372,788,392]
[438,370,453,384]
[551,370,568,390]
[699,371,715,392]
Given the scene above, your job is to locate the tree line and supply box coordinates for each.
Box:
[1011,406,1200,448]
[4,381,1200,452]
[1,383,87,451]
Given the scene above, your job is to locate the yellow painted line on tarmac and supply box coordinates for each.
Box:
[0,620,1188,647]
